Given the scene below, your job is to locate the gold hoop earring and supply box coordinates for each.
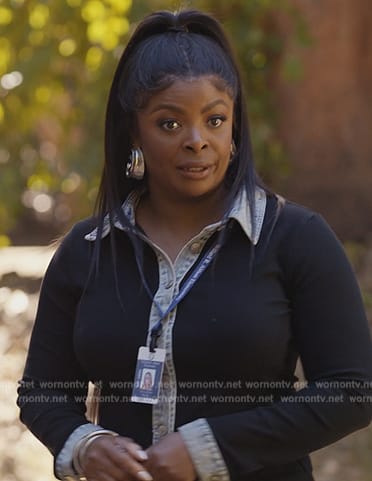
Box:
[126,147,145,180]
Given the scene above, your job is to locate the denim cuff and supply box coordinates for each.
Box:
[55,423,104,480]
[178,418,230,481]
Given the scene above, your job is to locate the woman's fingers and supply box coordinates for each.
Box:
[145,432,197,481]
[82,435,153,481]
[116,438,149,463]
[82,437,128,481]
[110,437,153,481]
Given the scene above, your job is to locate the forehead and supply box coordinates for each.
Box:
[142,75,234,112]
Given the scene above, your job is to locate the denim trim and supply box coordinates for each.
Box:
[82,188,267,450]
[150,232,215,442]
[228,187,266,244]
[149,251,178,442]
[84,188,267,245]
[178,418,230,481]
[84,190,139,241]
[55,423,104,480]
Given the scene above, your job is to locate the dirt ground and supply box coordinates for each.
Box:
[1,246,372,481]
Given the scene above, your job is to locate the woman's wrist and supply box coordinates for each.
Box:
[72,429,119,475]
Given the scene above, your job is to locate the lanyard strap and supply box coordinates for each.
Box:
[149,239,222,351]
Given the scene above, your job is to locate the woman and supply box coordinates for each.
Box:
[141,372,153,391]
[17,9,372,481]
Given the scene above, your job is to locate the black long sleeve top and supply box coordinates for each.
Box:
[17,192,372,481]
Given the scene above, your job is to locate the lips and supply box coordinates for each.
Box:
[177,163,214,179]
[180,166,209,173]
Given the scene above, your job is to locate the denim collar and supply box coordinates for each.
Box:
[85,187,267,245]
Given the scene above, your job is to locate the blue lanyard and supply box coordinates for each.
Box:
[149,239,223,351]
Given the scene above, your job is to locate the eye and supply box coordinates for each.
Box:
[160,119,181,131]
[208,116,227,128]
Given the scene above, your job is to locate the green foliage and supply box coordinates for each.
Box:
[0,0,308,243]
[0,0,132,241]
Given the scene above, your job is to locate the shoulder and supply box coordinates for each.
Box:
[260,193,349,268]
[264,193,333,243]
[63,217,98,242]
[56,217,97,251]
[265,194,353,278]
[273,195,316,230]
[49,217,98,273]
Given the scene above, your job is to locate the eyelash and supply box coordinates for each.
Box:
[160,119,181,131]
[208,115,227,128]
[159,115,227,131]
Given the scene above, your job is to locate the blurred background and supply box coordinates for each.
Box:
[0,0,371,480]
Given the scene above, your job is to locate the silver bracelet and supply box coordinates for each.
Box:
[72,429,119,475]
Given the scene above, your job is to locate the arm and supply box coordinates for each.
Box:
[17,223,154,481]
[17,222,93,457]
[179,212,372,479]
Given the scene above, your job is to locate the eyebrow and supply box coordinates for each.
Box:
[149,99,229,114]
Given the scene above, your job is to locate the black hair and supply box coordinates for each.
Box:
[95,8,259,228]
[91,9,267,295]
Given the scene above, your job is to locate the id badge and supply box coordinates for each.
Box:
[131,346,166,404]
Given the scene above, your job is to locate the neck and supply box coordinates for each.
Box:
[136,187,229,261]
[140,187,228,235]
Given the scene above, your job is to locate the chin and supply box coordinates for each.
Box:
[178,184,226,203]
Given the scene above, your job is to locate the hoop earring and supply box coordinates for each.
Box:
[126,147,145,180]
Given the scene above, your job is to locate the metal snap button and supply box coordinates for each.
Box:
[190,241,201,254]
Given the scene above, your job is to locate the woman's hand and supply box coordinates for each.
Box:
[145,432,197,481]
[81,435,153,481]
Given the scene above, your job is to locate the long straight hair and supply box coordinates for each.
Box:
[92,9,263,286]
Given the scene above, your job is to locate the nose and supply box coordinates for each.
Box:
[183,128,208,153]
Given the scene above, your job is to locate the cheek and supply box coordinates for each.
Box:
[218,135,233,164]
[218,124,233,149]
[144,147,171,165]
[136,124,168,157]
[140,139,170,166]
